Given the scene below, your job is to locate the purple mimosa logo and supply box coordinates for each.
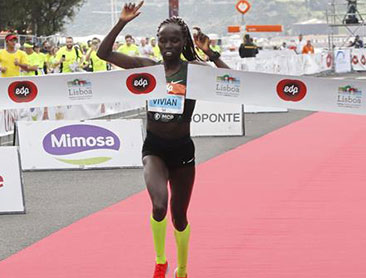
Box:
[43,124,120,165]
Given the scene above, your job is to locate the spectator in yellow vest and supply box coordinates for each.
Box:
[22,43,40,76]
[150,37,162,60]
[117,34,140,56]
[33,43,46,74]
[210,38,221,53]
[85,37,108,72]
[54,37,84,73]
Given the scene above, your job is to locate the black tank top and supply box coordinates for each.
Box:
[147,61,196,123]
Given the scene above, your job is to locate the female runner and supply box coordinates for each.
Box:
[97,2,229,277]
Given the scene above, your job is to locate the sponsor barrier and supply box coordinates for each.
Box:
[0,66,166,109]
[186,64,366,115]
[0,100,145,137]
[351,48,366,71]
[334,49,352,73]
[0,147,25,214]
[191,101,244,137]
[16,119,144,170]
[236,51,333,75]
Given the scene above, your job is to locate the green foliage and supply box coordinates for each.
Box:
[0,0,86,36]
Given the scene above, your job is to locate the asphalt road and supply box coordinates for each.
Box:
[0,109,313,261]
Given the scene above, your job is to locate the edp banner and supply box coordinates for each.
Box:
[186,64,366,115]
[16,119,144,170]
[334,49,351,73]
[351,48,366,71]
[191,101,243,137]
[0,147,25,214]
[0,66,166,109]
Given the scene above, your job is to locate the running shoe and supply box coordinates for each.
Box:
[174,268,187,278]
[153,261,168,278]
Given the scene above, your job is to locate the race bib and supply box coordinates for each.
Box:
[148,95,184,114]
[148,81,186,114]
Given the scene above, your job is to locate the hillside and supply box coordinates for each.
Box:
[63,0,351,37]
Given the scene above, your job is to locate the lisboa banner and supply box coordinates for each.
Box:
[0,66,167,109]
[186,64,366,115]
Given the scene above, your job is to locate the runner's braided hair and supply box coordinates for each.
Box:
[157,16,202,61]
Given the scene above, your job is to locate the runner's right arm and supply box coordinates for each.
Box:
[97,1,156,69]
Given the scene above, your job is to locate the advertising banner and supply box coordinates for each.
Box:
[0,147,25,214]
[17,120,144,170]
[0,100,145,137]
[191,101,243,137]
[334,49,352,73]
[187,64,366,115]
[351,48,366,71]
[0,66,166,109]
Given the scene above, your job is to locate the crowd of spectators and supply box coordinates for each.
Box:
[0,31,226,78]
[0,33,165,78]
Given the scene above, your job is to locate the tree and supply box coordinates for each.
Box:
[0,0,86,36]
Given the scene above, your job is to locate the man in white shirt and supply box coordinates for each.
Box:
[296,34,306,54]
[139,38,153,57]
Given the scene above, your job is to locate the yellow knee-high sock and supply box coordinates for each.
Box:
[174,224,191,277]
[150,216,167,264]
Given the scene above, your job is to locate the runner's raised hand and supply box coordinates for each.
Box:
[193,27,210,53]
[120,1,144,23]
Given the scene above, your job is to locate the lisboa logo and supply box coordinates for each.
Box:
[42,124,121,166]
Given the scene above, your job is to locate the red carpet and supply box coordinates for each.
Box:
[1,112,366,277]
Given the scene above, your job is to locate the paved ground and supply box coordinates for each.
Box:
[0,109,313,261]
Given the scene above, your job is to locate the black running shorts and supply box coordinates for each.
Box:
[142,131,195,170]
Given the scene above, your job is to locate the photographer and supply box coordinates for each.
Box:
[349,35,364,48]
[344,0,359,24]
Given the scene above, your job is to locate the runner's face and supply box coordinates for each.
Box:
[158,23,185,61]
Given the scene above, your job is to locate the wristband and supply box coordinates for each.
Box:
[209,51,221,62]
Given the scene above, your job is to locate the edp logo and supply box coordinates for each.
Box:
[276,79,307,102]
[126,73,157,95]
[8,81,38,103]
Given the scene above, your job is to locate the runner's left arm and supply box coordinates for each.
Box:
[193,27,230,69]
